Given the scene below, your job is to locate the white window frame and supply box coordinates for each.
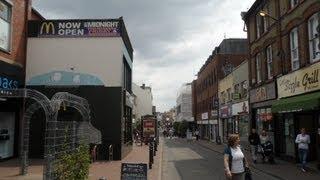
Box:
[290,0,299,9]
[308,12,320,63]
[0,0,12,52]
[256,14,261,39]
[266,45,273,79]
[256,53,262,83]
[290,27,299,70]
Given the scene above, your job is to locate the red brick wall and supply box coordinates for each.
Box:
[195,53,247,120]
[31,8,45,20]
[0,0,31,67]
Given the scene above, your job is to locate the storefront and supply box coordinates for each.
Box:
[272,62,320,162]
[231,101,249,144]
[249,82,277,147]
[0,61,24,160]
[220,104,232,142]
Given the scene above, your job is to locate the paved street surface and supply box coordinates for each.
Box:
[161,137,320,180]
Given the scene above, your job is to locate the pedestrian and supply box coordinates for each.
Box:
[248,128,260,163]
[224,134,249,180]
[259,129,269,162]
[91,144,97,162]
[195,129,199,141]
[295,128,310,172]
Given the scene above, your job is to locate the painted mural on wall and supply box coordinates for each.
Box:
[27,71,105,86]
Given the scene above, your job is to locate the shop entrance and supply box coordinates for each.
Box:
[0,112,15,159]
[296,113,317,161]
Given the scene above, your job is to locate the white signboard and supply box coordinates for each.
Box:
[232,101,249,116]
[201,112,208,120]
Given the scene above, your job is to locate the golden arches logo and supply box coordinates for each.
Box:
[40,22,55,34]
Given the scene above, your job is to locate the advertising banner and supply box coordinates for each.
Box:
[143,119,156,138]
[31,20,121,38]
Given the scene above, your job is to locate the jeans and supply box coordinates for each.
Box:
[298,148,308,169]
[250,145,257,161]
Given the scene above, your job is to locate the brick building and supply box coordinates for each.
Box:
[0,0,33,160]
[194,38,247,142]
[243,0,320,163]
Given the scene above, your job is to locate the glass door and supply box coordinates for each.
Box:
[0,112,15,159]
[284,114,295,157]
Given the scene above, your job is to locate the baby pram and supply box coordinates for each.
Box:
[261,141,275,164]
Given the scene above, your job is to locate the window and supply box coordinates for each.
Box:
[241,81,248,98]
[266,45,273,79]
[290,0,299,9]
[256,53,262,83]
[234,84,239,94]
[221,91,225,104]
[0,0,11,51]
[227,88,231,102]
[290,27,299,70]
[308,12,320,63]
[256,12,266,39]
[256,14,261,38]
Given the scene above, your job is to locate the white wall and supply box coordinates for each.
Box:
[132,83,153,121]
[176,83,193,122]
[26,37,125,87]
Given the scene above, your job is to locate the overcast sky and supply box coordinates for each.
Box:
[33,0,255,112]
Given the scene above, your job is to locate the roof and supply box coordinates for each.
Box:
[242,0,266,21]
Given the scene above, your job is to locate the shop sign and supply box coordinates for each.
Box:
[202,112,208,120]
[277,62,320,98]
[211,110,218,117]
[232,93,241,100]
[36,20,121,37]
[0,76,19,89]
[232,101,249,116]
[250,82,276,103]
[220,105,232,118]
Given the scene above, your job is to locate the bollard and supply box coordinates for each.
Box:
[154,138,158,152]
[153,140,156,156]
[109,145,113,161]
[149,140,154,169]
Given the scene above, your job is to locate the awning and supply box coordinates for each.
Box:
[272,91,320,113]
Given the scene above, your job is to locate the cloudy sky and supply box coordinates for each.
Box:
[33,0,255,112]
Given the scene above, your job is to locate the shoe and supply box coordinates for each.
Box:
[301,168,306,172]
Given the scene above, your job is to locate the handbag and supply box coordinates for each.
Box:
[245,167,252,180]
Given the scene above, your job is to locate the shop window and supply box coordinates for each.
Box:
[256,108,273,133]
[0,0,11,52]
[256,53,262,83]
[308,12,320,63]
[290,27,300,70]
[266,45,273,79]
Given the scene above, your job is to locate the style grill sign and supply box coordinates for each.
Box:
[121,163,147,180]
[37,20,121,37]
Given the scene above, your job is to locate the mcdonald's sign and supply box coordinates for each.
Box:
[40,22,55,35]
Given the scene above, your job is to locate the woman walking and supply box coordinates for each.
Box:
[224,134,249,180]
[295,128,310,172]
[259,130,269,162]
